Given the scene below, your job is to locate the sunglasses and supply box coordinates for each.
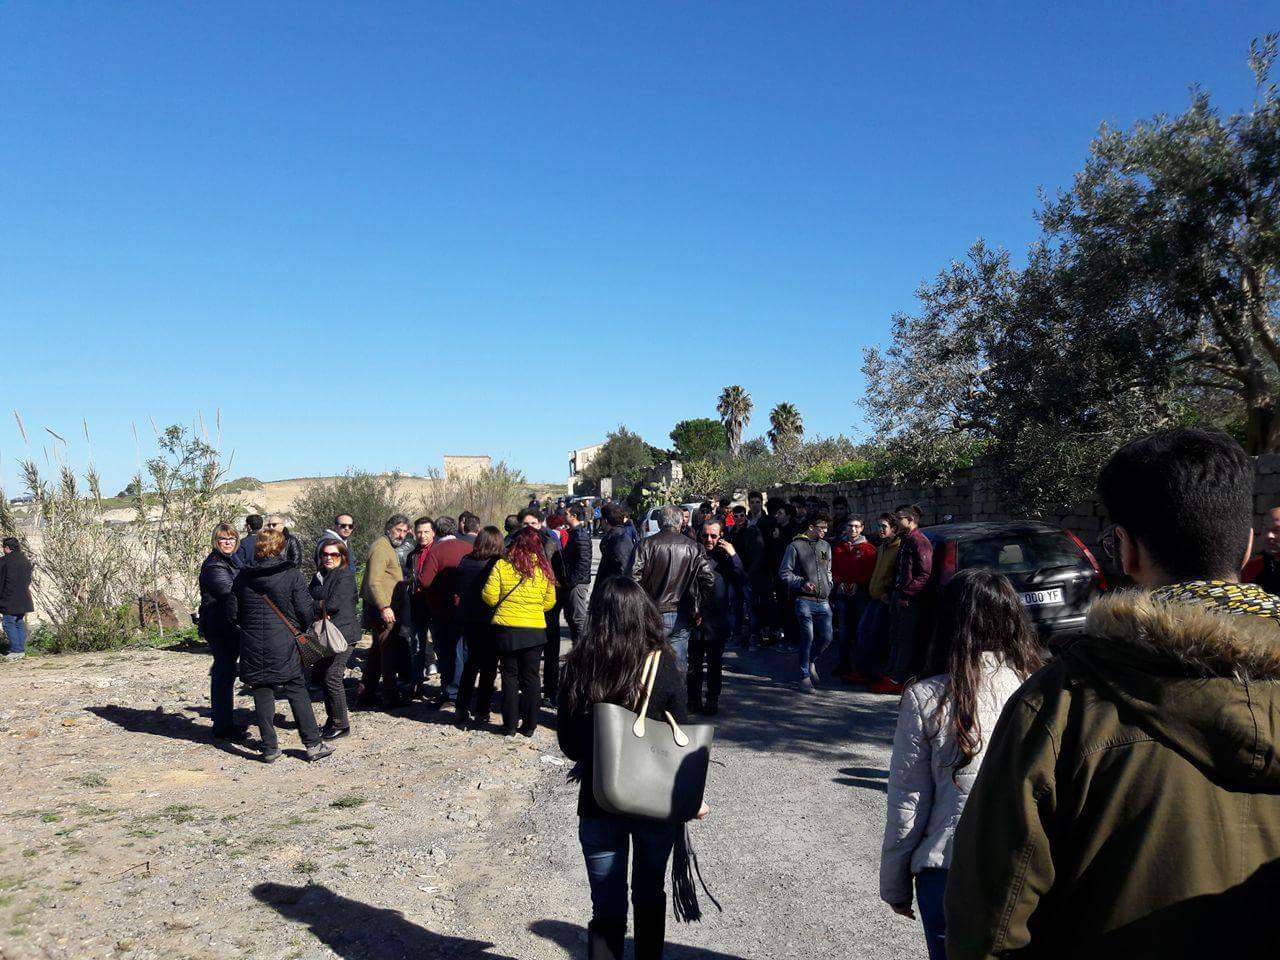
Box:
[337,523,354,529]
[321,552,342,559]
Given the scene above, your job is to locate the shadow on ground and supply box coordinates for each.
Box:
[834,764,889,793]
[528,918,749,959]
[86,704,258,758]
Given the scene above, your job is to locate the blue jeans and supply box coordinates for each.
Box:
[2,614,27,654]
[852,599,890,678]
[915,868,948,960]
[579,815,680,922]
[410,612,432,688]
[794,597,832,680]
[660,611,691,666]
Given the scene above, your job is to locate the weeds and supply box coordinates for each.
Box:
[329,795,367,809]
[292,860,318,875]
[68,773,108,788]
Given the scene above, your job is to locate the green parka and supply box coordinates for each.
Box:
[946,586,1280,958]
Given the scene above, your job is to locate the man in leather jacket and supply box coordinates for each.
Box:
[630,504,714,664]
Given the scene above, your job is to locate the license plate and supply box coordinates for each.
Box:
[1021,588,1064,607]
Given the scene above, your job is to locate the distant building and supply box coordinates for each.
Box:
[444,455,491,481]
[568,442,605,494]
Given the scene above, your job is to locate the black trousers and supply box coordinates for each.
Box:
[251,675,321,751]
[688,617,729,705]
[544,592,564,699]
[456,622,498,720]
[499,644,542,733]
[361,620,403,702]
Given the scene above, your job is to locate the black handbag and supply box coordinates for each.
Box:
[262,594,327,671]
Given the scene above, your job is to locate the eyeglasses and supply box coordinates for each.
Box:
[337,523,354,530]
[217,537,237,544]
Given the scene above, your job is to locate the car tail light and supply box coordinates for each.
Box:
[1067,530,1108,592]
[941,540,957,583]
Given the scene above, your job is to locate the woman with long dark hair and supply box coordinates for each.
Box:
[558,577,709,960]
[309,538,358,739]
[480,526,557,735]
[879,567,1044,959]
[453,526,504,730]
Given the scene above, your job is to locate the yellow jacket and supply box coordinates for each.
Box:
[481,558,556,628]
[868,537,901,602]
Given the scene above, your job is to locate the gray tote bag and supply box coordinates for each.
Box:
[593,650,715,823]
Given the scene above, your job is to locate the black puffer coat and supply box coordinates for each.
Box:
[563,524,593,587]
[197,550,240,640]
[228,557,316,686]
[309,566,358,648]
[455,554,500,627]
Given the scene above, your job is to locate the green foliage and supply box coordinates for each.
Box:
[716,385,754,458]
[292,470,407,569]
[582,425,660,493]
[767,403,804,456]
[669,418,727,462]
[216,476,263,494]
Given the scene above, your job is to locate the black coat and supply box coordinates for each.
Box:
[0,549,35,616]
[593,527,636,599]
[283,532,303,569]
[455,554,499,628]
[564,524,593,587]
[228,557,316,686]
[309,566,358,648]
[197,550,240,640]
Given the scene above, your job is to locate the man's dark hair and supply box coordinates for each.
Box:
[411,515,432,530]
[748,491,763,502]
[809,509,831,527]
[518,507,544,523]
[850,514,865,525]
[879,512,894,523]
[771,500,788,515]
[461,514,481,533]
[245,514,264,532]
[569,505,586,521]
[2,536,19,552]
[1099,427,1253,581]
[433,515,458,537]
[732,504,747,516]
[504,514,520,534]
[894,504,922,523]
[603,503,627,527]
[699,500,712,513]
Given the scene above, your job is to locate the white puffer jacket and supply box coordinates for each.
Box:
[879,652,1028,906]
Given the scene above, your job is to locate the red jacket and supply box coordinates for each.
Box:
[416,537,474,617]
[833,539,877,589]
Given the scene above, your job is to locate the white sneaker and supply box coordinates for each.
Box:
[4,652,25,662]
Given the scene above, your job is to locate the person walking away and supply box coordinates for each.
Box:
[630,504,715,665]
[358,514,412,709]
[758,500,789,646]
[236,514,264,568]
[563,505,594,644]
[458,513,481,546]
[453,526,504,729]
[852,515,902,694]
[593,504,637,602]
[265,515,304,569]
[0,537,34,662]
[880,568,1043,960]
[948,427,1280,957]
[314,514,355,567]
[832,517,877,682]
[482,527,557,735]
[779,510,834,692]
[558,577,711,959]
[416,516,473,705]
[888,505,932,685]
[406,517,435,695]
[227,528,332,762]
[518,508,569,704]
[198,524,245,737]
[689,520,743,715]
[728,504,765,647]
[310,538,358,740]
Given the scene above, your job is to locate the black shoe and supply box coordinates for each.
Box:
[260,748,281,764]
[321,725,350,741]
[212,725,249,742]
[468,714,491,731]
[518,724,536,737]
[587,918,626,960]
[453,709,471,730]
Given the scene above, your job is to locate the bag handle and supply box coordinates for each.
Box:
[632,650,690,746]
[261,592,302,639]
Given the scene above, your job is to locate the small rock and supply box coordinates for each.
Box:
[539,755,565,766]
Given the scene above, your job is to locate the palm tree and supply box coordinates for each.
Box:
[716,385,753,458]
[767,402,804,453]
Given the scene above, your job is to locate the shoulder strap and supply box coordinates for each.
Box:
[493,569,528,614]
[261,592,302,639]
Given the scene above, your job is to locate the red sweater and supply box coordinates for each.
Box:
[833,539,877,589]
[416,537,474,617]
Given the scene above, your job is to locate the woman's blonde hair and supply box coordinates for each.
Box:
[211,523,240,551]
[255,527,286,560]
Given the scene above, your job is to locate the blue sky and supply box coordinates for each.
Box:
[2,2,1274,490]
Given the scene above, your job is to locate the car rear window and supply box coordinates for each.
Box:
[957,532,1082,574]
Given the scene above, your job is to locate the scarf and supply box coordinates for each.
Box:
[1150,580,1280,621]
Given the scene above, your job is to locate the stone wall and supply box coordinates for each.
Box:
[768,454,1280,549]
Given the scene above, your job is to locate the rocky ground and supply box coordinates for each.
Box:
[1,628,918,959]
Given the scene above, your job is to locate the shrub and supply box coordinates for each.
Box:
[419,461,529,526]
[291,471,407,570]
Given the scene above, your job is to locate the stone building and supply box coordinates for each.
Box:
[568,442,604,494]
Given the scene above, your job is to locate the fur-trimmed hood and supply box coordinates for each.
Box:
[1071,590,1280,788]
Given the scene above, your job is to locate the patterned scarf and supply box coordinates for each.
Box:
[1150,580,1280,621]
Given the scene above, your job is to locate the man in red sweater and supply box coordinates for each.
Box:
[832,516,877,681]
[415,515,473,706]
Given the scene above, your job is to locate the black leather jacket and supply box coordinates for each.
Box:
[629,529,715,616]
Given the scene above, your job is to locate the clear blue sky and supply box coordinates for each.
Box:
[2,2,1274,491]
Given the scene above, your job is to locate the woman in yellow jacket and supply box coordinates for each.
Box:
[482,526,558,735]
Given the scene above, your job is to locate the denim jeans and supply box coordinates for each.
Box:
[852,599,891,678]
[2,614,28,654]
[833,590,870,670]
[915,868,948,960]
[409,612,432,688]
[660,611,691,666]
[794,597,833,681]
[579,814,680,922]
